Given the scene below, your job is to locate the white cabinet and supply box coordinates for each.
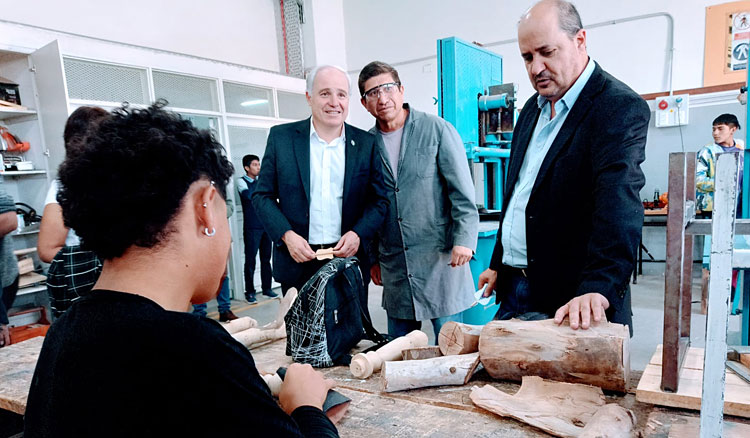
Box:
[1,41,69,268]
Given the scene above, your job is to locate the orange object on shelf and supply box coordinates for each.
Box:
[8,307,50,345]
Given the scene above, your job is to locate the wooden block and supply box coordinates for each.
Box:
[741,354,750,369]
[479,319,630,392]
[438,321,482,356]
[17,258,33,275]
[402,346,442,361]
[13,247,36,257]
[636,345,750,418]
[315,248,334,260]
[18,272,46,288]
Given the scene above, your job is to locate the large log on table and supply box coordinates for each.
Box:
[479,319,630,392]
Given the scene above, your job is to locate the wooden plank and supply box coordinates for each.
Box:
[668,415,750,438]
[663,153,687,392]
[701,153,739,438]
[0,337,44,415]
[636,345,750,418]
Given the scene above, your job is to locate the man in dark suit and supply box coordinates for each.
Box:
[478,0,649,335]
[237,154,275,303]
[253,65,388,294]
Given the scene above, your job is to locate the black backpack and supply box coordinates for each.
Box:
[284,257,387,367]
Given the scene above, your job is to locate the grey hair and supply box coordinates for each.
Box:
[521,0,583,37]
[305,65,351,95]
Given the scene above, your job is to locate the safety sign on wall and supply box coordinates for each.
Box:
[730,11,750,71]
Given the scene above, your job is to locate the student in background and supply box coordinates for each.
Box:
[0,183,19,348]
[236,154,276,303]
[696,113,744,218]
[38,106,109,318]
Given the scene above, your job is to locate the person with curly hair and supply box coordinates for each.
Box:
[23,102,339,437]
[38,106,109,318]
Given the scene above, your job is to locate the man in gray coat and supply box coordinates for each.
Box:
[358,61,479,338]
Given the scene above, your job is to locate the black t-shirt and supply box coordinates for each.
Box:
[24,290,338,437]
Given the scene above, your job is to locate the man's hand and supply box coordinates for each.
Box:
[554,292,609,330]
[450,245,473,267]
[282,230,315,263]
[333,231,360,258]
[478,268,497,298]
[0,324,9,348]
[370,263,382,286]
[279,363,336,414]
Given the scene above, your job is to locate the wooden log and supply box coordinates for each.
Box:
[438,321,482,355]
[470,376,607,438]
[479,319,630,392]
[221,316,258,334]
[262,373,283,396]
[381,352,481,393]
[263,287,297,330]
[232,325,287,348]
[350,330,428,379]
[402,346,442,361]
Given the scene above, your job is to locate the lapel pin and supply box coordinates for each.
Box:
[351,140,355,146]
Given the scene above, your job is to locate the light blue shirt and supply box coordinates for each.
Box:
[501,59,596,268]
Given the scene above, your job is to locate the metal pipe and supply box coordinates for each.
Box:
[473,148,510,159]
[478,94,509,111]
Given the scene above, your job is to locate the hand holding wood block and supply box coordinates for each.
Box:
[349,330,428,379]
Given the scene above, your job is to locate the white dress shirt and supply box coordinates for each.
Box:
[308,120,345,244]
[501,59,596,267]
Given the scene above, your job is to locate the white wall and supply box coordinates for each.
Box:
[342,0,720,128]
[303,0,349,71]
[1,0,280,72]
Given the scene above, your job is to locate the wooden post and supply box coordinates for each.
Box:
[381,352,481,393]
[438,322,482,355]
[700,153,739,438]
[479,319,630,392]
[349,330,428,379]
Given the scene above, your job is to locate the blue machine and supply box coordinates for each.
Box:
[437,36,516,212]
[437,37,517,323]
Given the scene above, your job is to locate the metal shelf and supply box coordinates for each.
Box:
[12,229,40,236]
[1,170,47,176]
[0,107,37,121]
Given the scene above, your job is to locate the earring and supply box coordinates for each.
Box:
[202,203,207,208]
[204,227,216,237]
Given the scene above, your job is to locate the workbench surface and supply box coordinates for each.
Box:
[3,336,750,437]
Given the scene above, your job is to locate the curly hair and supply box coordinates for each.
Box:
[63,106,109,153]
[57,101,234,260]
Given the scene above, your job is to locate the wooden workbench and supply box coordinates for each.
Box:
[3,336,750,437]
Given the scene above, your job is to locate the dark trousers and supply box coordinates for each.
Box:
[0,275,20,326]
[243,228,272,295]
[494,271,550,321]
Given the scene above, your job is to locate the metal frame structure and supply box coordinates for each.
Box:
[662,152,750,436]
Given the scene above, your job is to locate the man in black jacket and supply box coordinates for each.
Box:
[479,0,648,335]
[253,65,388,293]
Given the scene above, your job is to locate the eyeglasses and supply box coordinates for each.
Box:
[363,82,401,101]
